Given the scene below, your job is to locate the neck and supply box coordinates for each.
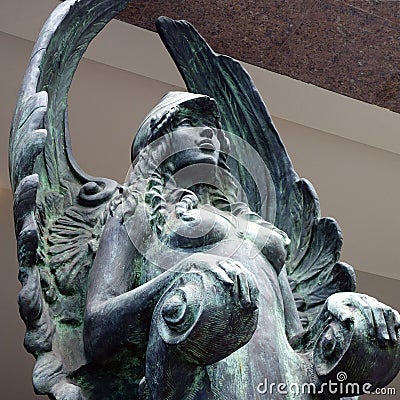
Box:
[171,165,218,205]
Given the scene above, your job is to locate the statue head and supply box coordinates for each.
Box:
[128,91,236,205]
[131,92,231,174]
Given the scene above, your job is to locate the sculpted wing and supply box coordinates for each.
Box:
[9,1,129,398]
[156,17,356,328]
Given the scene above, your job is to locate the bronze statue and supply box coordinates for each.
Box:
[9,1,400,399]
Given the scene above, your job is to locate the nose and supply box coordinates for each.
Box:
[200,127,213,138]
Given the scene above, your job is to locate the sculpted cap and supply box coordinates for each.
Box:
[131,91,220,163]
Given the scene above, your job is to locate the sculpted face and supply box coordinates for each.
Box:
[168,112,221,172]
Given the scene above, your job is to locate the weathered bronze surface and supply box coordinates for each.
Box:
[9,1,400,399]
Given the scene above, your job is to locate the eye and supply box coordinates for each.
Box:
[177,118,193,127]
[319,326,336,358]
[313,321,353,377]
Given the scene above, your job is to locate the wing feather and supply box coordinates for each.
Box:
[156,17,356,328]
[9,1,131,398]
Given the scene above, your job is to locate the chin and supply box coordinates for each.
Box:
[194,149,219,164]
[174,150,219,170]
[197,155,219,165]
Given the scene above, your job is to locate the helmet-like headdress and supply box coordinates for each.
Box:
[131,91,221,163]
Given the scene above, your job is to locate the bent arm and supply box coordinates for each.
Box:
[84,213,179,362]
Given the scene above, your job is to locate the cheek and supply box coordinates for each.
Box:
[170,135,197,154]
[172,149,198,169]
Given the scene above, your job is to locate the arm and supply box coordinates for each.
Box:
[84,212,179,362]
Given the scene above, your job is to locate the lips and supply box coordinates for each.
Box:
[198,139,215,151]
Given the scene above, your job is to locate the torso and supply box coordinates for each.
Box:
[140,204,288,281]
[138,204,309,399]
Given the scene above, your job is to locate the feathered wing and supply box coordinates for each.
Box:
[9,1,129,398]
[156,17,356,328]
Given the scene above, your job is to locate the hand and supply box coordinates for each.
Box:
[326,292,400,347]
[215,258,259,310]
[156,255,259,365]
[183,255,259,311]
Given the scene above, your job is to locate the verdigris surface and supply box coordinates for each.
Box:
[9,1,400,399]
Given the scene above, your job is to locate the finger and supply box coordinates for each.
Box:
[357,295,375,322]
[394,309,400,330]
[210,264,234,286]
[383,308,397,343]
[393,309,400,341]
[224,259,245,305]
[175,203,186,218]
[224,258,242,273]
[240,266,259,310]
[227,260,250,306]
[371,304,391,345]
[249,285,259,310]
[217,259,239,281]
[228,259,245,270]
[327,295,355,325]
[237,272,251,309]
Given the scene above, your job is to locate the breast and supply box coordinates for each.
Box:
[236,218,289,275]
[162,206,234,248]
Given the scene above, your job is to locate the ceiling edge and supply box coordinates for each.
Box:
[1,0,399,157]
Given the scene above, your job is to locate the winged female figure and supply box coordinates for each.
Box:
[9,1,400,399]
